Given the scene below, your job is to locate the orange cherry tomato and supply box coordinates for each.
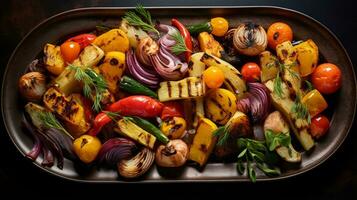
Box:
[241,62,261,82]
[311,63,342,94]
[267,22,293,50]
[203,66,225,89]
[310,115,330,139]
[60,41,81,63]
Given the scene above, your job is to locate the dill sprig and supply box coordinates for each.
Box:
[123,4,159,35]
[268,60,300,98]
[170,31,191,55]
[213,126,230,146]
[39,112,74,140]
[273,73,284,98]
[291,95,311,124]
[304,80,314,92]
[68,65,107,112]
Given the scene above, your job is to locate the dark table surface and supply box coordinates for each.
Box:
[1,0,356,199]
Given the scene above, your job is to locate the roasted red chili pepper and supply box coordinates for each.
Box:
[161,101,184,120]
[171,18,193,62]
[88,96,164,136]
[66,34,96,50]
[106,95,164,117]
[88,112,112,136]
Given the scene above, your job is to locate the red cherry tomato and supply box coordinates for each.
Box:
[241,62,261,82]
[310,115,330,139]
[311,63,342,94]
[60,41,81,63]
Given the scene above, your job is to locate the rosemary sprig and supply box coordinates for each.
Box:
[39,112,74,140]
[123,4,159,35]
[212,126,229,146]
[103,111,121,122]
[291,94,311,124]
[68,65,107,112]
[170,31,191,55]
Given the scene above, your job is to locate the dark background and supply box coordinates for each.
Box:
[0,0,356,199]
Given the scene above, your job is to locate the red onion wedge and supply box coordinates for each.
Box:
[126,49,160,88]
[149,24,188,81]
[97,138,137,166]
[237,83,271,123]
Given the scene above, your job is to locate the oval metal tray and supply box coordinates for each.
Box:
[2,6,356,182]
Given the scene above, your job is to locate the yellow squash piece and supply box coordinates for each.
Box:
[294,39,319,77]
[93,29,129,53]
[189,117,218,166]
[98,51,126,93]
[199,53,246,98]
[276,41,301,96]
[198,32,224,58]
[302,89,328,118]
[205,88,237,125]
[259,51,279,82]
[43,87,90,138]
[44,44,65,75]
[115,119,156,149]
[185,52,207,127]
[158,77,205,102]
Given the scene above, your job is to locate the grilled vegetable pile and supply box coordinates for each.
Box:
[18,5,342,182]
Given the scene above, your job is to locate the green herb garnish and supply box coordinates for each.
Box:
[265,129,291,151]
[39,112,74,140]
[68,65,107,112]
[273,73,284,98]
[170,31,191,55]
[103,111,121,122]
[237,138,281,182]
[305,80,314,92]
[291,94,311,124]
[123,4,159,36]
[212,126,229,146]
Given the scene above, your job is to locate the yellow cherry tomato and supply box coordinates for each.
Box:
[73,135,102,163]
[210,17,229,37]
[203,66,225,89]
[160,117,187,139]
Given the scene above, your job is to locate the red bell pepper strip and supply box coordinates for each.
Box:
[66,34,96,50]
[161,101,184,120]
[171,18,193,62]
[88,96,164,136]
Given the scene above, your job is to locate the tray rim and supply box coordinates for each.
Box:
[2,5,356,183]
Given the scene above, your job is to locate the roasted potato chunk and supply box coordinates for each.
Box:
[44,44,65,75]
[43,87,90,138]
[198,32,224,58]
